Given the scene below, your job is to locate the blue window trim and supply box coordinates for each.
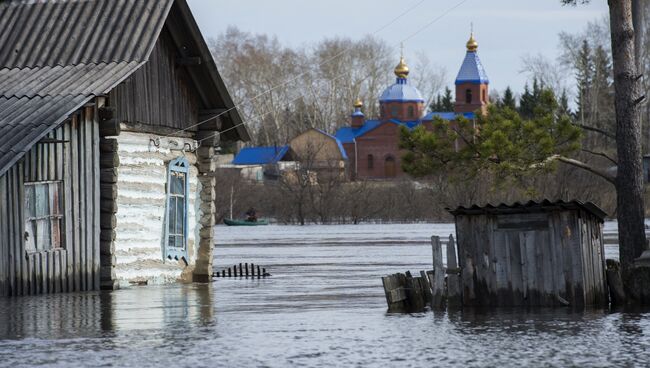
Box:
[163,157,189,263]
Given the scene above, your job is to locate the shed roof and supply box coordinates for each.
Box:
[448,200,607,222]
[0,0,247,177]
[232,146,290,165]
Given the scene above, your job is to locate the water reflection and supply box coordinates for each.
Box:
[0,224,649,367]
[0,283,214,340]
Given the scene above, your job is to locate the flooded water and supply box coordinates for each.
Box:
[1,223,650,367]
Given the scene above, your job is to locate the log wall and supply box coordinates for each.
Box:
[0,108,100,296]
[113,130,198,285]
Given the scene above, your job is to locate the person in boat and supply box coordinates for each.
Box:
[245,207,257,222]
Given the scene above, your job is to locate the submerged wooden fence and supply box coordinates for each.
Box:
[213,263,270,279]
[382,235,459,312]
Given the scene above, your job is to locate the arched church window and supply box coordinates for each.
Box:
[482,89,486,102]
[391,105,399,117]
[408,106,414,118]
[465,89,472,104]
[367,154,374,169]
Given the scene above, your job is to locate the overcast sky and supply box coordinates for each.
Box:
[187,0,608,97]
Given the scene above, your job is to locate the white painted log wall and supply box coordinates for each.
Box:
[114,131,199,285]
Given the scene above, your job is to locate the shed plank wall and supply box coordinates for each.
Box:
[109,29,199,131]
[456,210,606,307]
[0,110,100,296]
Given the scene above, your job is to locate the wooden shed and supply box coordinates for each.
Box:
[0,0,248,296]
[449,200,608,308]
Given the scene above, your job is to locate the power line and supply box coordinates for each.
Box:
[196,0,471,147]
[160,0,428,139]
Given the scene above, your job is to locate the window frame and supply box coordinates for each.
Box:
[367,154,374,170]
[163,157,190,262]
[465,89,472,104]
[407,105,415,118]
[24,180,64,253]
[390,105,399,118]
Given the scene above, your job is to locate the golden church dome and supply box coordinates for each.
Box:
[466,33,478,52]
[394,56,409,79]
[353,98,363,108]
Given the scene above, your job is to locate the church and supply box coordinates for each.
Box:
[335,33,490,179]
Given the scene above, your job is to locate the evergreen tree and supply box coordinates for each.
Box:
[519,83,534,119]
[574,39,593,124]
[441,87,454,111]
[592,45,614,130]
[501,86,516,110]
[558,89,571,118]
[429,87,454,112]
[429,94,441,111]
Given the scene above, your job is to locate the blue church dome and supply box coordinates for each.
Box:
[379,77,425,103]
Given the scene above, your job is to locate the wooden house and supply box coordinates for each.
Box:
[449,200,608,308]
[0,0,249,296]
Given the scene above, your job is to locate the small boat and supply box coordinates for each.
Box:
[225,185,268,226]
[223,218,269,226]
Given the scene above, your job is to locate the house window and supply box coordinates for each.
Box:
[465,89,472,104]
[164,157,189,262]
[408,106,415,118]
[24,181,63,252]
[367,154,374,169]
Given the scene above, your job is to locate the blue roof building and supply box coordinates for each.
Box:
[332,33,490,179]
[232,146,290,165]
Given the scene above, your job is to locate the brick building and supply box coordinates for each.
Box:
[335,33,489,180]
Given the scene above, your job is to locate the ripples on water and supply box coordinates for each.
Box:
[1,223,649,367]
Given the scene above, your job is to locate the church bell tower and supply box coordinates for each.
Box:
[454,32,489,115]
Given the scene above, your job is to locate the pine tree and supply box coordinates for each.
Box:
[574,39,593,125]
[519,83,534,119]
[558,89,571,118]
[592,45,614,132]
[429,94,442,111]
[501,86,516,110]
[441,87,454,111]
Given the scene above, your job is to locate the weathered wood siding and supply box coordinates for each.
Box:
[113,131,198,285]
[456,210,606,307]
[0,108,100,296]
[109,29,199,131]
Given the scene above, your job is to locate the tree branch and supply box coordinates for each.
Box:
[581,148,618,165]
[550,155,616,184]
[575,123,616,140]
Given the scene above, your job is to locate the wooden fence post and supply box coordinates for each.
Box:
[420,270,433,304]
[446,234,462,307]
[431,236,445,308]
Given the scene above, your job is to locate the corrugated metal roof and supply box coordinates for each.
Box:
[0,0,248,177]
[448,200,608,222]
[0,62,141,98]
[0,0,171,68]
[232,146,290,165]
[0,0,173,176]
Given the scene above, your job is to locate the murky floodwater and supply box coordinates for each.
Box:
[1,223,650,367]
